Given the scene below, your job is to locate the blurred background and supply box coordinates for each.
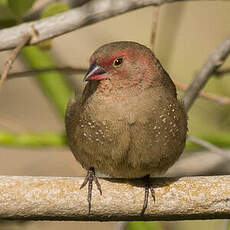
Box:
[0,0,230,229]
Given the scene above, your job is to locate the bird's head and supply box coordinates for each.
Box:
[84,41,161,90]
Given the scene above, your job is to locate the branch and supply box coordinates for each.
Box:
[183,33,230,112]
[215,68,230,77]
[0,0,224,51]
[0,175,229,221]
[187,135,230,160]
[7,66,86,80]
[150,6,160,50]
[175,81,230,105]
[0,35,31,88]
[167,150,230,177]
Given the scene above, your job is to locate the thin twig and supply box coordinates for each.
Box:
[150,6,160,50]
[175,81,230,105]
[114,222,128,230]
[0,0,225,51]
[215,68,230,77]
[7,66,87,80]
[221,219,230,230]
[187,135,230,160]
[183,33,230,112]
[0,35,31,88]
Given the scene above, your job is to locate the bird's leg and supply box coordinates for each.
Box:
[141,174,155,215]
[80,167,102,214]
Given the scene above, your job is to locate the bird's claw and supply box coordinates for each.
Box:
[141,175,155,215]
[80,167,102,214]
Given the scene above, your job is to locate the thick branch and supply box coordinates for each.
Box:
[0,0,223,51]
[183,33,230,111]
[0,175,229,221]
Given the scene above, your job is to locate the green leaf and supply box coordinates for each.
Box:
[21,46,72,119]
[0,131,66,147]
[0,0,7,5]
[127,222,162,230]
[39,2,69,50]
[8,0,35,19]
[0,4,16,28]
[41,2,69,18]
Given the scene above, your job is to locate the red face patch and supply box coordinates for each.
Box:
[90,51,129,68]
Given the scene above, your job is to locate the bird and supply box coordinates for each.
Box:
[65,41,187,214]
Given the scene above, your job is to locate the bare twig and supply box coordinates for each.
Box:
[114,222,128,230]
[175,81,230,105]
[167,150,230,177]
[7,66,87,80]
[221,220,230,230]
[183,33,230,112]
[187,135,230,160]
[215,68,230,77]
[0,0,225,51]
[150,6,160,50]
[0,175,229,221]
[0,35,31,88]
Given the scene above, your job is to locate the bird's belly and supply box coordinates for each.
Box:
[69,96,186,178]
[73,120,185,178]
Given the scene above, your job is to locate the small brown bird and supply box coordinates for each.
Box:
[65,41,187,214]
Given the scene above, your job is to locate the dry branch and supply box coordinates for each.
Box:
[183,33,230,111]
[187,135,230,160]
[7,66,86,79]
[215,68,230,77]
[175,81,230,105]
[0,35,31,88]
[0,175,229,221]
[150,6,160,50]
[0,0,224,51]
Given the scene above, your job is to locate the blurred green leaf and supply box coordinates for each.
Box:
[0,0,7,5]
[39,2,69,50]
[41,2,69,18]
[127,222,162,230]
[8,0,35,19]
[0,4,16,27]
[21,46,72,119]
[227,220,230,230]
[0,131,66,147]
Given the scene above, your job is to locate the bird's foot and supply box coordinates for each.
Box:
[141,175,155,215]
[80,167,102,214]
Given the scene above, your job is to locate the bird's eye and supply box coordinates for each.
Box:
[113,57,123,67]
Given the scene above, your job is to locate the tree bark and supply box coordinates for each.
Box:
[0,175,229,221]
